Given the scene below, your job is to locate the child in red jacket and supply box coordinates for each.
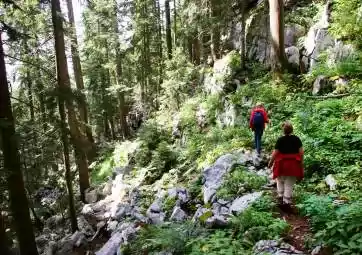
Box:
[249,102,269,155]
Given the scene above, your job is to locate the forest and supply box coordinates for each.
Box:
[1,0,362,254]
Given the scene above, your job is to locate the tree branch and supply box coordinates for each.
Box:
[4,54,56,80]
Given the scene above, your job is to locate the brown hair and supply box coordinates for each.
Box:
[282,121,293,135]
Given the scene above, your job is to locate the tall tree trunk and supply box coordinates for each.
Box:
[240,3,246,69]
[51,0,90,202]
[109,118,116,140]
[66,0,94,145]
[192,34,201,65]
[0,213,11,255]
[156,0,163,104]
[26,74,35,121]
[0,32,39,255]
[173,0,177,46]
[165,0,172,59]
[269,0,288,74]
[209,0,220,61]
[58,98,78,232]
[113,1,129,139]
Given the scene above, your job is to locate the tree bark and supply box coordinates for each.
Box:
[51,0,90,202]
[113,1,129,139]
[209,0,220,61]
[173,0,177,46]
[192,35,201,65]
[269,0,288,74]
[0,32,39,255]
[156,0,163,103]
[0,213,12,255]
[58,97,78,232]
[240,2,247,69]
[66,0,94,144]
[165,0,172,59]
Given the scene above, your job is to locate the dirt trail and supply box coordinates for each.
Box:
[272,190,332,255]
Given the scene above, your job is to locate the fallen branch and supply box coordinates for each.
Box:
[306,93,350,99]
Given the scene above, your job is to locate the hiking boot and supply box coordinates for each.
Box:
[282,203,294,214]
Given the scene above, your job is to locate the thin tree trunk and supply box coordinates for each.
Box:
[192,34,201,65]
[109,118,116,140]
[26,74,35,121]
[269,0,288,73]
[165,0,172,59]
[0,32,39,255]
[51,0,90,202]
[173,0,177,46]
[58,99,78,232]
[0,213,11,255]
[66,0,94,144]
[240,3,246,69]
[113,1,129,139]
[156,0,163,104]
[209,0,220,61]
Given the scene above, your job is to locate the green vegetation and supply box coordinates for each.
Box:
[2,0,362,253]
[217,166,268,200]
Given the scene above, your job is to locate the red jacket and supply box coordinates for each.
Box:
[249,107,269,129]
[272,153,304,180]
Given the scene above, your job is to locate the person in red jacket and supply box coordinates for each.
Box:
[249,102,269,155]
[268,121,304,212]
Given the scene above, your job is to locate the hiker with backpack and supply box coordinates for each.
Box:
[268,121,304,212]
[249,102,269,155]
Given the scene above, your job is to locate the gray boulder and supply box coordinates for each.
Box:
[205,215,229,228]
[77,215,95,237]
[202,154,237,204]
[85,188,99,204]
[107,221,119,233]
[55,231,87,255]
[44,241,57,255]
[253,240,305,255]
[229,192,263,214]
[102,180,113,197]
[81,204,94,216]
[36,235,49,253]
[170,206,187,222]
[285,24,306,47]
[312,75,332,95]
[147,211,166,225]
[95,232,123,255]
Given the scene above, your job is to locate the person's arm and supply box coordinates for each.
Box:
[263,109,269,123]
[249,110,255,129]
[268,149,278,168]
[299,147,304,168]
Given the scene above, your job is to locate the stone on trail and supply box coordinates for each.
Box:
[253,240,305,255]
[85,188,99,204]
[170,206,187,222]
[205,215,229,228]
[229,192,263,214]
[95,232,123,255]
[77,215,95,237]
[202,154,237,204]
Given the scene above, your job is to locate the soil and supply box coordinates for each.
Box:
[273,191,333,255]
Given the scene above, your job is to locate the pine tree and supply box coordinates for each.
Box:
[269,0,288,74]
[0,31,39,255]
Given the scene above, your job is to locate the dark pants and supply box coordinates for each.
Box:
[254,127,264,154]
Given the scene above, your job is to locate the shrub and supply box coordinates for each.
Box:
[189,230,250,255]
[122,222,207,254]
[297,194,337,232]
[314,200,362,255]
[230,207,289,248]
[217,167,267,200]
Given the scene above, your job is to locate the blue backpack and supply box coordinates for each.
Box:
[252,111,264,128]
